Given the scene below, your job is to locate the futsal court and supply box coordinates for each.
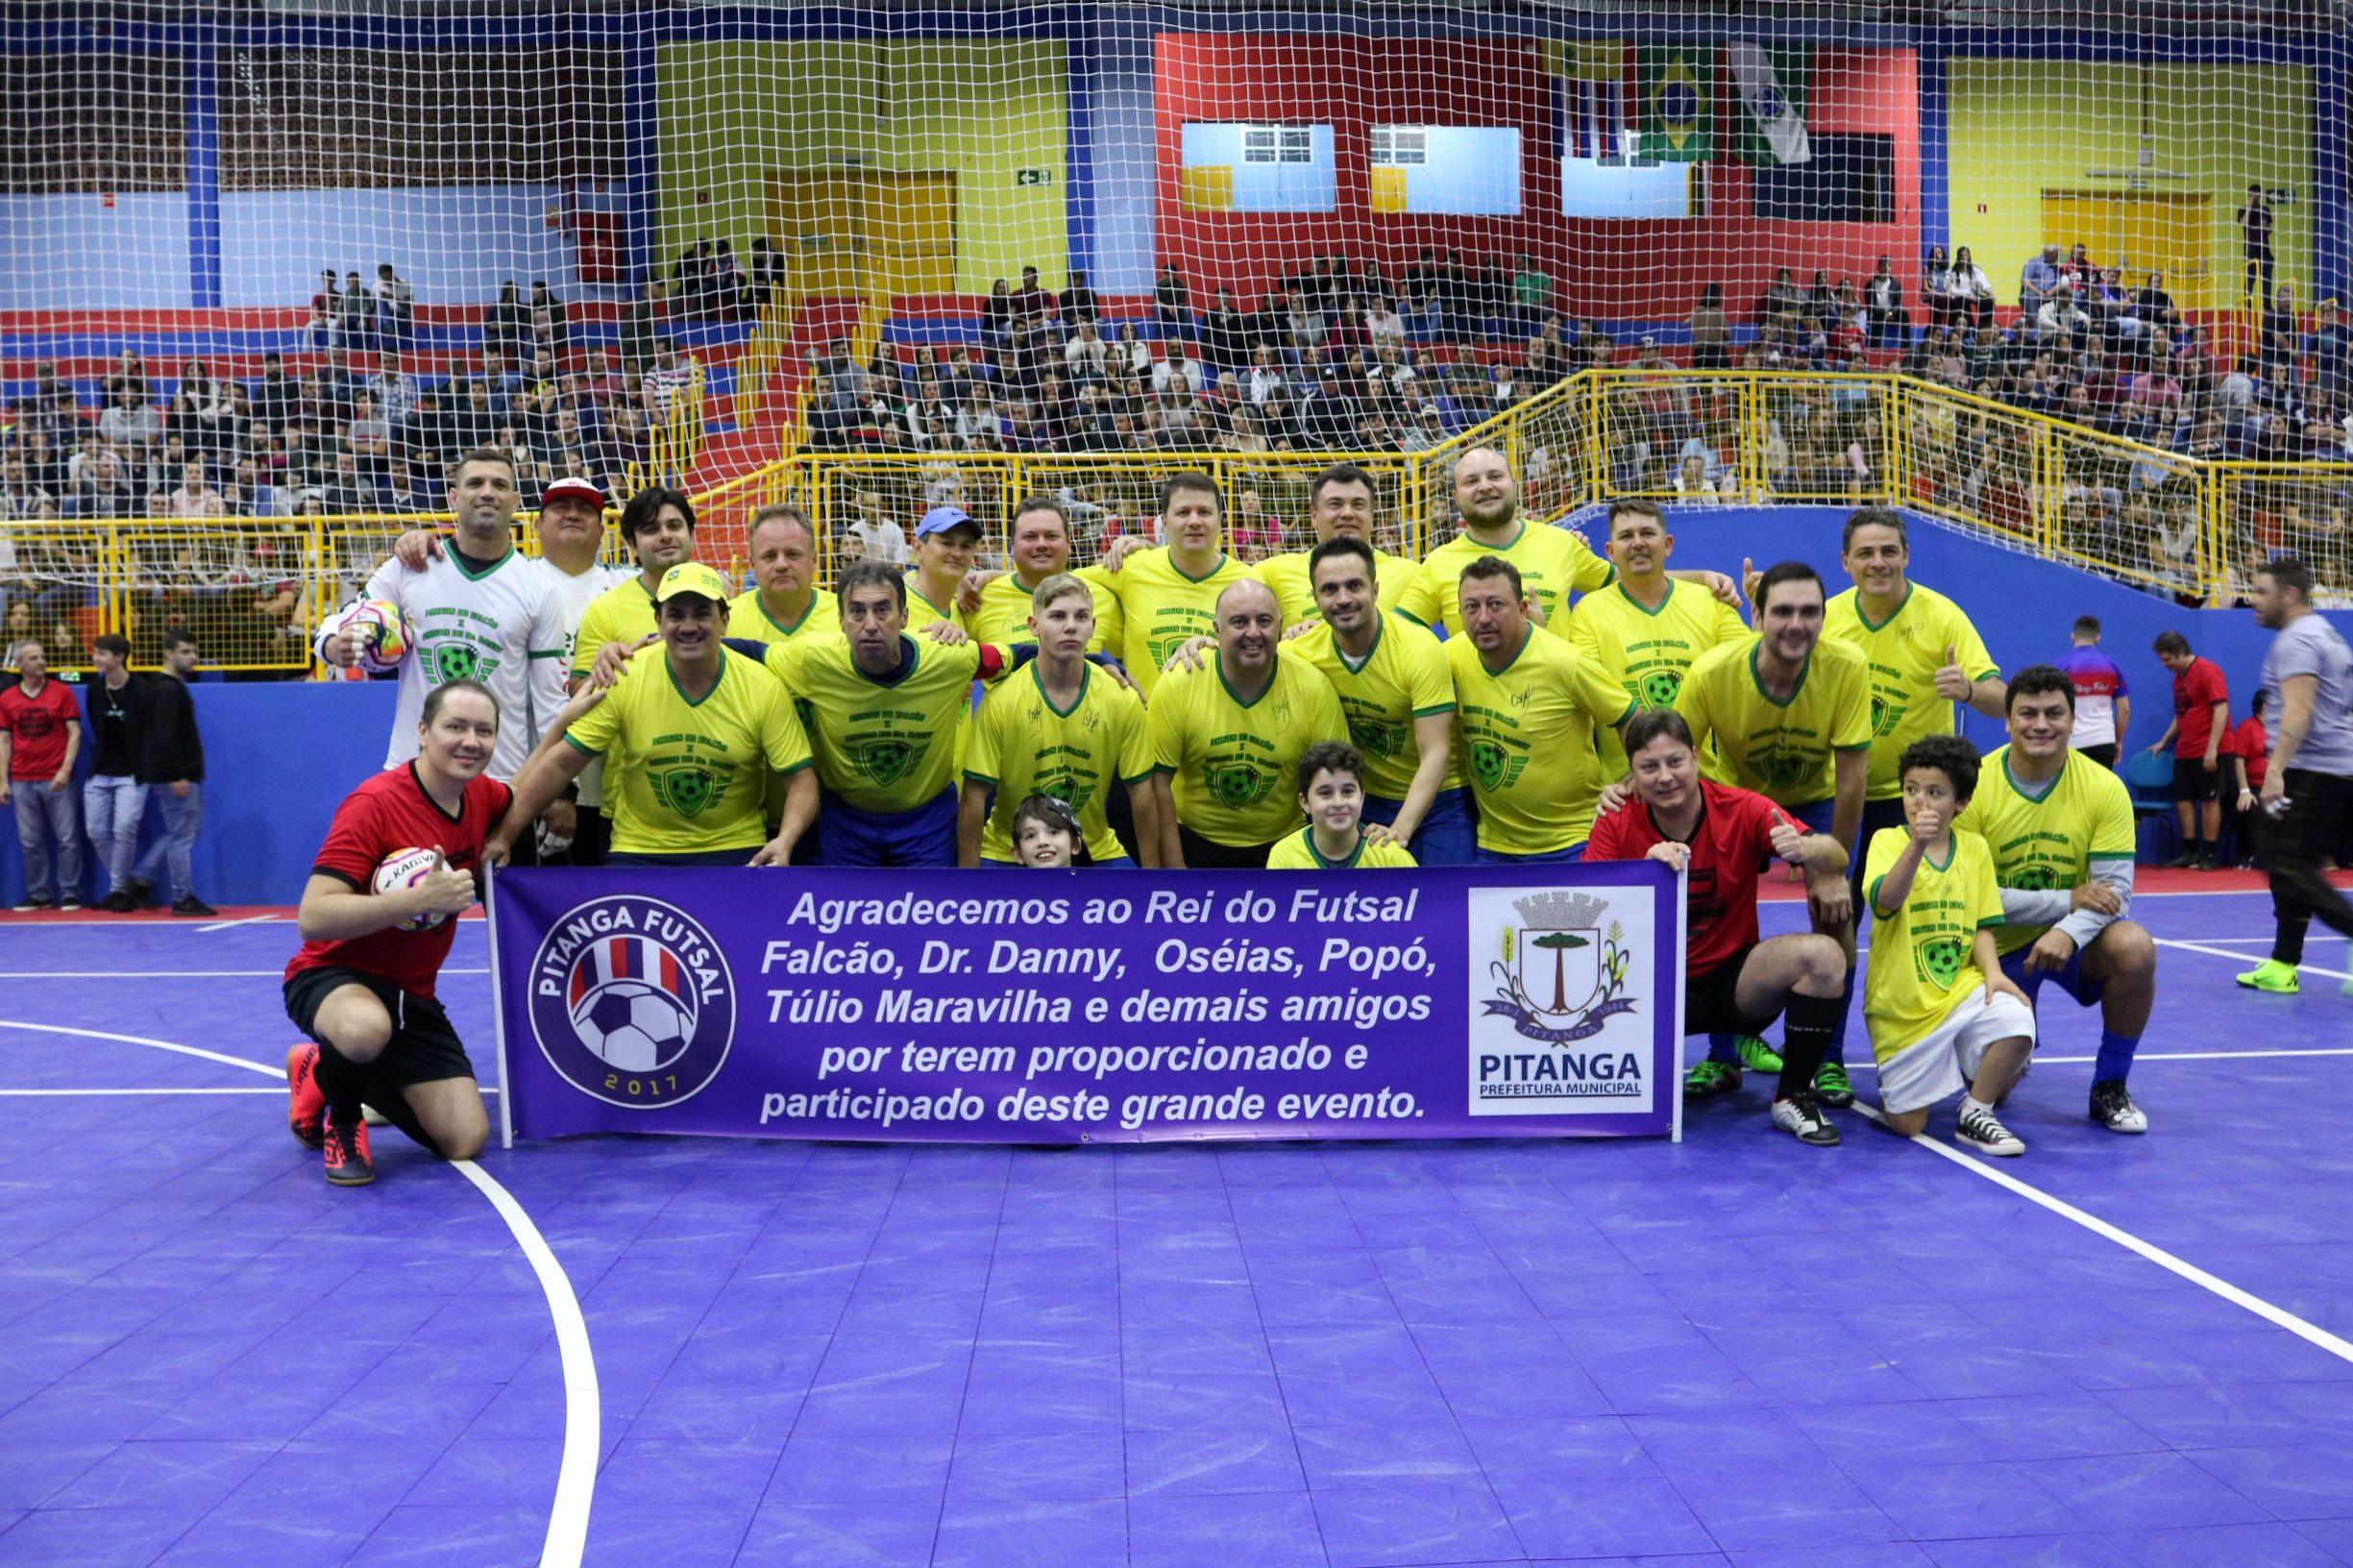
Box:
[0,877,2348,1568]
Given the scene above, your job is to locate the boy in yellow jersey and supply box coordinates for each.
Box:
[1958,666,2155,1136]
[728,502,839,649]
[1665,562,1871,1101]
[1252,463,1417,627]
[1267,742,1420,870]
[1447,554,1636,864]
[1569,498,1749,779]
[492,564,816,868]
[903,505,980,632]
[969,495,1122,654]
[766,561,1014,867]
[961,573,1159,870]
[1864,735,2037,1155]
[1149,578,1347,868]
[1098,472,1261,696]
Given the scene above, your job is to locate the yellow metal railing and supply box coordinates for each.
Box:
[730,299,794,421]
[619,360,706,496]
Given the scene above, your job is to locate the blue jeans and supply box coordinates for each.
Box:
[133,783,202,903]
[12,779,83,903]
[1476,841,1584,866]
[83,775,148,891]
[1364,787,1475,867]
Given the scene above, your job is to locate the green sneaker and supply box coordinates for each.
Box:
[1684,1059,1742,1100]
[1734,1035,1784,1074]
[1813,1062,1855,1108]
[2236,959,2301,994]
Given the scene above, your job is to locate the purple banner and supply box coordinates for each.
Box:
[489,862,1685,1146]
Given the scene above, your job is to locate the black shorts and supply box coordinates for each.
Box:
[1178,824,1281,870]
[1685,943,1782,1038]
[2171,754,2221,803]
[2079,743,2118,771]
[283,965,475,1092]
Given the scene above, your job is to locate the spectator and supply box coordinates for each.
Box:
[123,627,209,915]
[376,262,414,348]
[2145,627,2230,869]
[1513,253,1553,328]
[2226,690,2268,868]
[370,350,418,426]
[1011,265,1055,325]
[165,459,228,520]
[643,340,697,423]
[1689,283,1729,371]
[1203,289,1251,373]
[335,271,375,352]
[980,279,1015,357]
[846,493,909,566]
[101,349,149,406]
[68,434,133,518]
[2238,184,2275,306]
[746,237,782,312]
[1286,287,1328,352]
[2036,284,2091,347]
[1865,257,1907,350]
[82,631,147,908]
[1153,343,1205,399]
[2053,615,2130,768]
[2021,243,2064,313]
[618,279,663,372]
[0,639,84,911]
[1062,267,1100,330]
[346,392,395,489]
[1063,319,1110,378]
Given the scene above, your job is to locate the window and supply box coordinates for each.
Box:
[1369,126,1519,215]
[1241,125,1316,165]
[1369,127,1429,167]
[1181,122,1335,212]
[1752,134,1895,224]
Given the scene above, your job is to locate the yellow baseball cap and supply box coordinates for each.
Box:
[654,562,734,604]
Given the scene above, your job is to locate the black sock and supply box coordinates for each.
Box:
[312,1039,370,1124]
[1777,992,1841,1100]
[2276,914,2310,968]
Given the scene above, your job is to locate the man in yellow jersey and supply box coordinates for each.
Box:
[961,572,1159,870]
[1267,741,1419,870]
[1569,498,1749,781]
[491,564,816,868]
[572,486,699,682]
[767,560,1015,867]
[1396,447,1735,638]
[1447,555,1635,864]
[1252,463,1417,627]
[969,495,1122,654]
[728,502,839,648]
[1149,577,1346,868]
[1958,666,2155,1137]
[904,505,980,631]
[1099,472,1256,696]
[1666,562,1872,1100]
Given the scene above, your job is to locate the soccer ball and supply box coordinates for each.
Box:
[328,597,412,673]
[371,845,447,932]
[573,980,693,1073]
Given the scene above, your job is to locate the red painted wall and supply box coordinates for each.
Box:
[1154,36,1924,324]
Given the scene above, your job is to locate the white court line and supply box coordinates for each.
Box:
[0,1019,593,1568]
[2162,934,2347,946]
[2152,936,2353,982]
[1842,1046,2353,1071]
[0,968,491,979]
[1855,1102,2353,1368]
[197,915,282,932]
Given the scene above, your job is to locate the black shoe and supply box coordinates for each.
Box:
[100,891,133,913]
[2164,849,2200,870]
[2089,1079,2149,1134]
[58,895,84,913]
[170,896,218,919]
[119,877,152,908]
[11,895,53,914]
[2194,854,2217,872]
[1771,1090,1841,1146]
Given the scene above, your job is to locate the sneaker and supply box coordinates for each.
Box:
[1771,1091,1840,1146]
[1955,1104,2026,1157]
[2194,854,2217,872]
[2089,1079,2148,1135]
[59,895,83,913]
[119,877,152,908]
[1813,1062,1855,1108]
[285,1043,326,1150]
[2235,959,2301,994]
[170,896,217,918]
[99,891,133,914]
[2164,848,2201,870]
[1734,1035,1785,1074]
[12,895,53,914]
[1684,1059,1742,1100]
[323,1115,374,1187]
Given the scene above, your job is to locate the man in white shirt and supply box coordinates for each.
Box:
[1064,321,1110,378]
[846,495,910,566]
[1153,345,1205,398]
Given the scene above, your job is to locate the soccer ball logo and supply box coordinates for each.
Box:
[566,937,699,1073]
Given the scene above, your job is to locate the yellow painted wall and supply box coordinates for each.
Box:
[657,40,1069,293]
[1947,61,2311,308]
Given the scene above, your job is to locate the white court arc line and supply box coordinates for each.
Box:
[0,1019,595,1568]
[0,968,492,979]
[196,915,282,932]
[1854,1101,2353,1367]
[2152,936,2353,982]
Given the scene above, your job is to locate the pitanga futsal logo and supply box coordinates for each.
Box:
[1485,890,1639,1043]
[529,894,735,1107]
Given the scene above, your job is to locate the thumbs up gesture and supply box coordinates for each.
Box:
[1932,642,1974,701]
[416,849,479,919]
[1740,556,1762,607]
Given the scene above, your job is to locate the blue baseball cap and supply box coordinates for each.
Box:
[915,505,981,541]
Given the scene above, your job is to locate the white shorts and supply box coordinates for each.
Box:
[1874,990,2037,1115]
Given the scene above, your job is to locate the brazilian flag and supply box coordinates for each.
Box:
[1637,44,1713,162]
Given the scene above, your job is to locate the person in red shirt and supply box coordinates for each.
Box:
[1588,709,1854,1146]
[2145,629,2230,869]
[282,680,509,1186]
[2227,691,2270,869]
[0,640,86,913]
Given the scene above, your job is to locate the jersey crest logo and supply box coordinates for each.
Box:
[1349,716,1407,759]
[1036,769,1093,811]
[1204,759,1273,810]
[1915,934,1965,989]
[1870,695,1905,738]
[526,895,736,1110]
[1468,740,1529,792]
[431,643,483,683]
[853,734,928,787]
[1757,748,1810,791]
[651,765,720,818]
[2008,862,2059,893]
[1637,671,1683,707]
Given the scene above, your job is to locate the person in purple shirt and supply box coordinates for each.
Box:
[2053,615,2131,769]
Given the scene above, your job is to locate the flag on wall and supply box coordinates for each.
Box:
[1637,44,1713,162]
[1553,40,1631,162]
[1727,44,1811,165]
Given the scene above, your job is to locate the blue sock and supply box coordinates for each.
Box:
[1705,1032,1739,1065]
[2094,1029,2141,1084]
[1823,964,1856,1066]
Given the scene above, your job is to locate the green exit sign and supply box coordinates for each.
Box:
[1016,168,1052,187]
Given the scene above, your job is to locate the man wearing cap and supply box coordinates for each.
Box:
[729,502,839,649]
[493,563,817,869]
[906,504,982,633]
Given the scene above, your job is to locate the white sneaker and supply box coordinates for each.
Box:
[1955,1104,2025,1157]
[2089,1080,2148,1135]
[1769,1092,1840,1146]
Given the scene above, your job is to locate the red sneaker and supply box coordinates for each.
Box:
[286,1043,326,1150]
[323,1115,374,1187]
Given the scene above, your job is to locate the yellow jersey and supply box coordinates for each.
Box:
[563,647,812,855]
[1446,627,1635,855]
[901,576,969,635]
[1955,746,2137,956]
[1265,825,1419,870]
[1281,615,1458,802]
[1149,651,1346,848]
[971,567,1125,655]
[1675,635,1875,807]
[1397,520,1614,638]
[1254,547,1417,629]
[1105,547,1262,697]
[726,587,839,649]
[1862,826,2006,1057]
[1825,582,1999,801]
[966,663,1153,866]
[1568,577,1750,776]
[569,576,659,680]
[765,633,985,814]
